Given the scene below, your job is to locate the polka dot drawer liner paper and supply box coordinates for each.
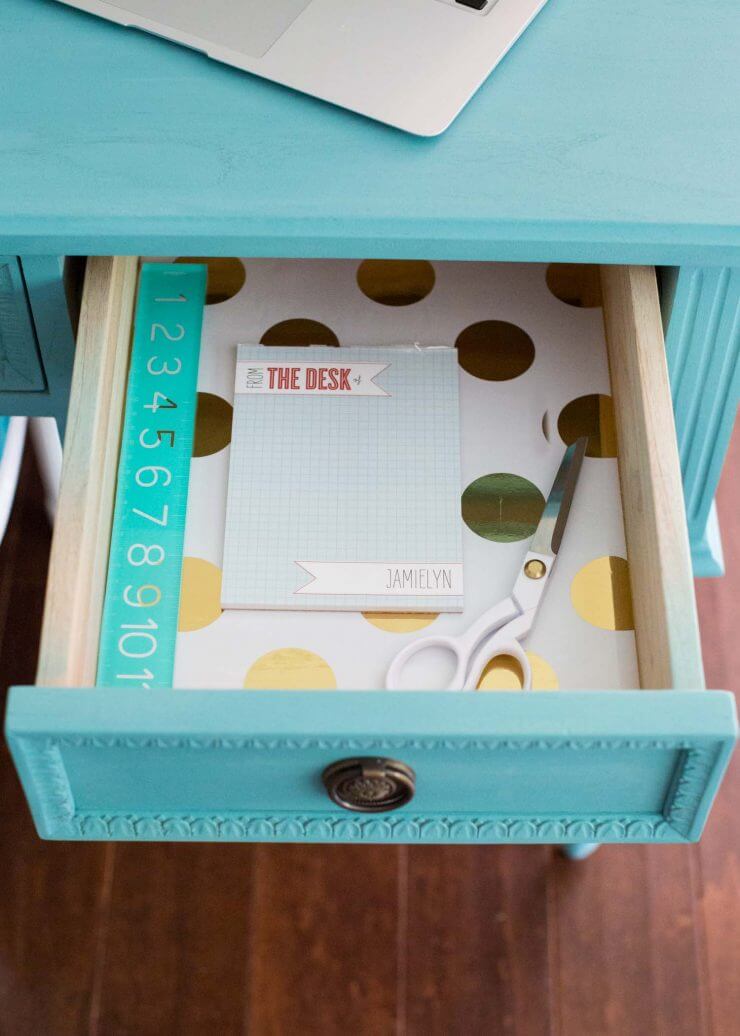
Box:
[158,258,637,692]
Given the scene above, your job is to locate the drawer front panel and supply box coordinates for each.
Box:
[6,688,736,843]
[6,258,737,843]
[63,741,675,817]
[0,256,45,392]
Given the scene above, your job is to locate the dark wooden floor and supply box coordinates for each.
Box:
[0,433,737,1036]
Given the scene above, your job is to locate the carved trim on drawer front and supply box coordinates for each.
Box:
[21,739,76,823]
[51,735,696,752]
[664,744,725,837]
[13,735,722,842]
[62,813,678,843]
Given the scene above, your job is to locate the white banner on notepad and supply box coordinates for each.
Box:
[294,562,464,596]
[234,360,390,396]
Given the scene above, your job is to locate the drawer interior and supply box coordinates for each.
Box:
[37,257,703,694]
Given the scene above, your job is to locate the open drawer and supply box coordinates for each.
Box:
[6,257,737,843]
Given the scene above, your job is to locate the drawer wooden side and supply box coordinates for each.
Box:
[36,256,137,686]
[601,265,704,689]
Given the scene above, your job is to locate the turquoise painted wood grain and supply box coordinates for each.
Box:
[5,689,737,844]
[1,0,738,263]
[663,267,740,576]
[0,256,44,392]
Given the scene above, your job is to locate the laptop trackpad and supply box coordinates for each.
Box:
[106,0,313,58]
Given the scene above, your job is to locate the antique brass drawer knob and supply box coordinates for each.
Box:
[322,757,416,813]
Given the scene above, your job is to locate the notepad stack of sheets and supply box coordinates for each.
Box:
[220,344,463,612]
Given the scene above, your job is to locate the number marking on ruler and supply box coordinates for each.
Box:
[97,263,207,688]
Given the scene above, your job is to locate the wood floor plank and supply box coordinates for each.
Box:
[405,846,552,1036]
[548,843,706,1036]
[0,783,110,1036]
[694,423,740,1036]
[94,843,255,1036]
[644,846,711,1036]
[0,448,109,1036]
[247,844,399,1036]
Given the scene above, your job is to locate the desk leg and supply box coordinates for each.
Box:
[561,842,600,861]
[662,266,740,577]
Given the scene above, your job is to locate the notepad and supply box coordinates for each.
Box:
[220,345,463,612]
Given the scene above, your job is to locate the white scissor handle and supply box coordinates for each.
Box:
[385,633,469,691]
[385,597,521,691]
[463,629,532,691]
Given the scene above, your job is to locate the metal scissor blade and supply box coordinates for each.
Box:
[530,437,588,557]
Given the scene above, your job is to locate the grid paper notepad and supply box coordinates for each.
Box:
[221,345,463,612]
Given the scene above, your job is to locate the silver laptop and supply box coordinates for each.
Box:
[55,0,550,136]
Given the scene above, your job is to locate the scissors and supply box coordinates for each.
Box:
[386,437,588,691]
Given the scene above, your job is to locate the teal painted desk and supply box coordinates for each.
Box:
[0,2,738,844]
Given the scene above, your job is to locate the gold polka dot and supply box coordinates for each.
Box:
[546,264,602,308]
[178,557,222,631]
[476,651,559,691]
[558,394,617,459]
[193,392,233,457]
[174,258,246,304]
[362,612,439,633]
[462,473,545,543]
[455,321,535,381]
[529,653,559,690]
[260,318,339,347]
[477,653,523,690]
[243,649,337,690]
[571,556,635,631]
[357,260,435,306]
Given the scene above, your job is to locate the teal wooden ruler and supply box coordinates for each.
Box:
[97,263,207,689]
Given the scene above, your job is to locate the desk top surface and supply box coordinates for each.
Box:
[1,0,738,263]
